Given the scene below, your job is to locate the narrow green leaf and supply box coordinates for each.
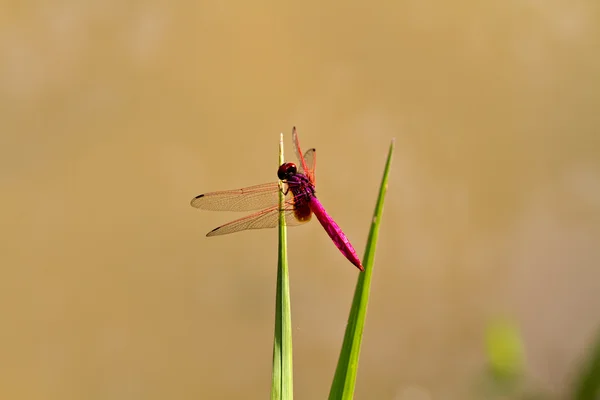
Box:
[329,139,395,400]
[573,327,600,400]
[271,133,294,400]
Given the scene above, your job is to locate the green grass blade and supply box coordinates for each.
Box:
[271,133,294,400]
[573,327,600,400]
[328,139,395,400]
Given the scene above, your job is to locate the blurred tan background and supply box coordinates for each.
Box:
[1,1,599,399]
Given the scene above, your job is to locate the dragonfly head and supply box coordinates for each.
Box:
[277,162,297,181]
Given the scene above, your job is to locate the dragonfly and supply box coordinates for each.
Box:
[190,127,364,271]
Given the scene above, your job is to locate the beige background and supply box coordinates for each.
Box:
[1,2,599,399]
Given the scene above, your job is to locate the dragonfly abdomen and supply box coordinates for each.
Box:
[308,197,364,271]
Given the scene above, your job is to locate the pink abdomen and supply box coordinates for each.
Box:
[308,197,364,271]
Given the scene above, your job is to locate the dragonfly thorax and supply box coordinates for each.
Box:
[286,171,315,199]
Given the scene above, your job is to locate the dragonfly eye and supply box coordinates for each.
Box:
[277,162,297,180]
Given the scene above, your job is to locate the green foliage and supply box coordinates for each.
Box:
[486,319,525,382]
[328,139,395,400]
[573,327,600,400]
[271,133,293,400]
[480,319,526,398]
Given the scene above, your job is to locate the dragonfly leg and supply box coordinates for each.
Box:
[278,181,290,195]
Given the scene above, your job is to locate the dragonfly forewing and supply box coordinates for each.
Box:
[292,127,316,184]
[301,149,316,184]
[190,182,287,211]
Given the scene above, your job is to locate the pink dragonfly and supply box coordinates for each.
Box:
[190,127,363,271]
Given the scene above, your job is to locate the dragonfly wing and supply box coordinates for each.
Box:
[302,148,316,184]
[191,182,286,211]
[291,127,316,184]
[292,127,307,171]
[206,201,310,236]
